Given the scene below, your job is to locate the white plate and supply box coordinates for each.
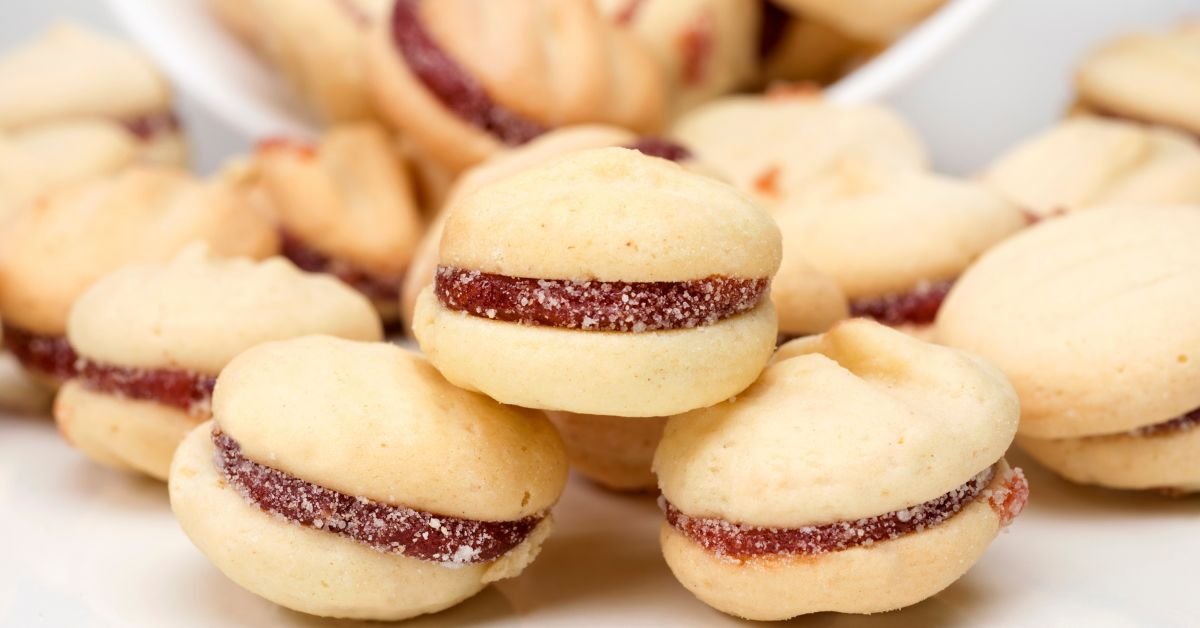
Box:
[104,0,1001,140]
[1,410,1196,627]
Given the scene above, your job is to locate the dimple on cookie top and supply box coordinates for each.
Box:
[654,319,1019,528]
[213,336,568,522]
[438,147,781,282]
[937,205,1200,439]
[68,246,383,375]
[0,166,279,335]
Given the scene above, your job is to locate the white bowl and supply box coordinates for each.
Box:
[104,0,1001,141]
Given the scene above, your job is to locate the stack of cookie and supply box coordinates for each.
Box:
[2,4,1199,624]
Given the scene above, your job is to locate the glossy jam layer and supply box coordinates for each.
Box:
[435,266,769,332]
[2,324,77,381]
[849,279,955,326]
[665,463,1027,561]
[625,137,693,163]
[120,111,181,141]
[1128,407,1200,438]
[280,231,402,303]
[214,429,541,564]
[391,0,546,145]
[77,359,215,415]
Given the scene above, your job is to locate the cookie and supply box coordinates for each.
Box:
[170,336,568,620]
[54,246,382,480]
[0,167,278,385]
[656,319,1026,619]
[367,0,666,171]
[413,147,781,416]
[1075,24,1200,137]
[776,171,1024,336]
[938,206,1200,492]
[671,91,926,209]
[254,124,423,324]
[983,117,1200,219]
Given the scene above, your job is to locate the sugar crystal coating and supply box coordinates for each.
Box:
[77,358,215,415]
[280,231,402,303]
[214,428,541,565]
[435,266,768,332]
[391,0,547,145]
[664,464,1009,562]
[983,466,1029,527]
[3,323,78,381]
[849,279,955,326]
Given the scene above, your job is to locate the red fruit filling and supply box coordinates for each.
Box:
[434,266,768,332]
[390,0,546,146]
[3,324,77,381]
[214,428,541,564]
[280,231,402,303]
[665,463,1025,561]
[849,279,955,326]
[624,136,693,162]
[77,360,215,415]
[120,111,181,142]
[1126,407,1200,438]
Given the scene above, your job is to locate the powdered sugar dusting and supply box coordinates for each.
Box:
[213,429,541,565]
[665,465,1001,563]
[435,266,768,332]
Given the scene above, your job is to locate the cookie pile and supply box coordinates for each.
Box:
[0,4,1197,623]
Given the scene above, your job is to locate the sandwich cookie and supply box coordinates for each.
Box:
[367,0,666,171]
[254,124,423,324]
[776,171,1024,337]
[170,336,567,620]
[655,319,1027,620]
[0,167,278,386]
[0,23,187,166]
[54,246,383,480]
[938,206,1200,493]
[400,125,709,328]
[414,147,781,416]
[982,117,1200,220]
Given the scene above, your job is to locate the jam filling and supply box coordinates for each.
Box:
[391,0,546,146]
[849,279,955,327]
[213,429,541,564]
[281,231,402,303]
[434,266,769,332]
[77,360,215,415]
[665,463,1028,561]
[1126,407,1200,438]
[624,137,693,162]
[2,324,78,381]
[120,111,182,142]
